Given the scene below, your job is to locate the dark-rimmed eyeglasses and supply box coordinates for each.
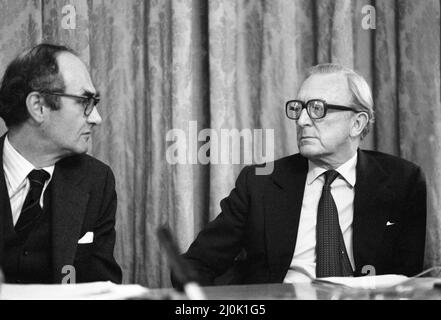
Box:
[286,99,362,120]
[40,91,100,117]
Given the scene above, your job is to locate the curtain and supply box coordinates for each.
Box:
[0,0,439,288]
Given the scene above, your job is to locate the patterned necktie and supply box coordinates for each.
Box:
[15,169,50,234]
[316,170,353,278]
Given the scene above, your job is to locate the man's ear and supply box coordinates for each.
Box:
[350,112,369,137]
[26,92,45,123]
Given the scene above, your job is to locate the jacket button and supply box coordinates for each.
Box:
[23,250,29,256]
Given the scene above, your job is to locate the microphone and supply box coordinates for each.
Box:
[157,225,206,300]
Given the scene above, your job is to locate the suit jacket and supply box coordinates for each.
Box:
[0,135,122,284]
[181,150,427,285]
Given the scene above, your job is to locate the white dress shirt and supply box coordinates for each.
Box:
[284,152,357,283]
[3,135,54,226]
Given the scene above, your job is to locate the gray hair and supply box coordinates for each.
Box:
[308,63,375,139]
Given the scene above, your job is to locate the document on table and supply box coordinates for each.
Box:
[0,281,150,300]
[316,274,409,289]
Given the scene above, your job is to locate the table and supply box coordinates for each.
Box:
[1,278,441,300]
[145,278,441,300]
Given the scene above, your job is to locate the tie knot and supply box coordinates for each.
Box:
[323,170,339,188]
[28,169,50,187]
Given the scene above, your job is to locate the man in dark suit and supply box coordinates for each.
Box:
[178,64,426,286]
[0,44,122,284]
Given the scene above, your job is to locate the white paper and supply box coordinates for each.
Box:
[0,281,150,300]
[318,274,409,289]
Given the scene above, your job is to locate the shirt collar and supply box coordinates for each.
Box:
[306,152,358,187]
[3,135,55,193]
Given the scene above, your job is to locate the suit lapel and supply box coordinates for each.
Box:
[353,150,394,273]
[0,135,7,265]
[264,154,308,281]
[51,157,89,283]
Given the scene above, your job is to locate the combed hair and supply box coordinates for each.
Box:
[0,43,75,127]
[308,63,375,139]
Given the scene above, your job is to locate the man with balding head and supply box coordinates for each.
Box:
[0,44,122,284]
[177,64,426,286]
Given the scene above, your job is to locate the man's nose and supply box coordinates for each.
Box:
[87,107,102,125]
[296,108,312,127]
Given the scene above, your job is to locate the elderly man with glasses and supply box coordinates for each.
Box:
[0,43,121,284]
[175,63,427,287]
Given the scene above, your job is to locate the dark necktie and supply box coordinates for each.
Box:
[316,170,353,278]
[15,169,50,234]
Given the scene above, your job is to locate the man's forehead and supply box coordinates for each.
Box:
[297,73,351,103]
[56,52,95,93]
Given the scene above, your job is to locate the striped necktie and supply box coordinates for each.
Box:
[15,169,50,234]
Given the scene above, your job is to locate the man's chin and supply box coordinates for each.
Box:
[68,143,90,156]
[77,144,90,154]
[299,145,320,159]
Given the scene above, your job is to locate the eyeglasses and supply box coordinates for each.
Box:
[286,99,362,120]
[40,91,100,116]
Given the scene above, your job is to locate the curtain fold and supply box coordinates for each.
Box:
[0,0,440,287]
[0,1,42,76]
[394,0,441,269]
